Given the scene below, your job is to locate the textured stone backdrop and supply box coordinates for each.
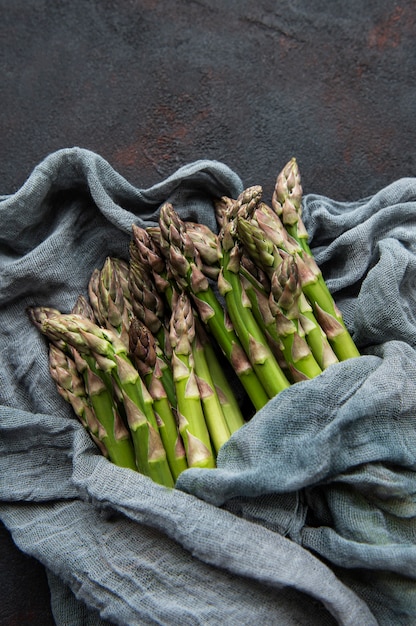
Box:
[1,1,416,623]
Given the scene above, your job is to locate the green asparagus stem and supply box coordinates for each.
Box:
[129,316,176,408]
[192,324,232,454]
[294,290,339,370]
[218,187,291,398]
[40,312,174,487]
[195,320,246,433]
[31,305,138,469]
[82,363,138,469]
[237,209,359,362]
[295,252,361,360]
[48,343,110,459]
[129,317,187,480]
[159,202,269,411]
[41,316,138,470]
[239,273,293,379]
[272,159,360,361]
[268,255,323,381]
[185,219,264,423]
[169,290,216,469]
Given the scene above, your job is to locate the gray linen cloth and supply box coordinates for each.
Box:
[1,147,415,625]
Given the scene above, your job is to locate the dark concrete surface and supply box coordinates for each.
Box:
[1,1,416,624]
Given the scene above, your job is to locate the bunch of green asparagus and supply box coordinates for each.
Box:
[28,158,360,487]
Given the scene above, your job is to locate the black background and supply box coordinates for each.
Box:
[1,1,416,623]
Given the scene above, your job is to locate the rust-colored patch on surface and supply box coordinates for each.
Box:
[368,6,404,50]
[112,100,212,177]
[114,142,142,168]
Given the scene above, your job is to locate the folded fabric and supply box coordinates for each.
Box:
[1,147,415,625]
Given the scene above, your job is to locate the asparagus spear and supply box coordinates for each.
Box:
[169,290,216,469]
[268,254,323,381]
[214,194,235,230]
[132,223,173,302]
[28,306,138,470]
[158,202,269,411]
[111,258,132,302]
[217,187,291,398]
[192,322,232,454]
[129,227,172,353]
[194,319,246,433]
[39,312,174,487]
[295,254,361,360]
[272,157,308,251]
[48,343,110,460]
[145,217,246,433]
[129,317,187,480]
[88,257,132,348]
[185,221,222,280]
[129,241,165,327]
[78,357,138,470]
[237,209,357,363]
[27,305,66,350]
[273,158,360,361]
[239,253,271,295]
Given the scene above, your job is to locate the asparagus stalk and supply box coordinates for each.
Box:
[129,244,166,335]
[28,306,138,470]
[218,187,291,398]
[129,315,176,406]
[237,256,289,369]
[88,257,132,348]
[273,158,360,361]
[129,317,187,480]
[147,216,246,433]
[272,157,308,250]
[48,343,110,460]
[194,319,246,433]
[158,202,269,411]
[268,255,323,381]
[192,323,232,454]
[294,290,339,370]
[80,360,138,470]
[132,223,173,303]
[239,253,271,295]
[70,300,173,483]
[185,221,222,280]
[40,312,174,487]
[295,255,361,360]
[129,227,172,353]
[237,210,356,363]
[169,290,216,469]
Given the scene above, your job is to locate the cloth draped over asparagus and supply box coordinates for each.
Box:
[1,147,415,625]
